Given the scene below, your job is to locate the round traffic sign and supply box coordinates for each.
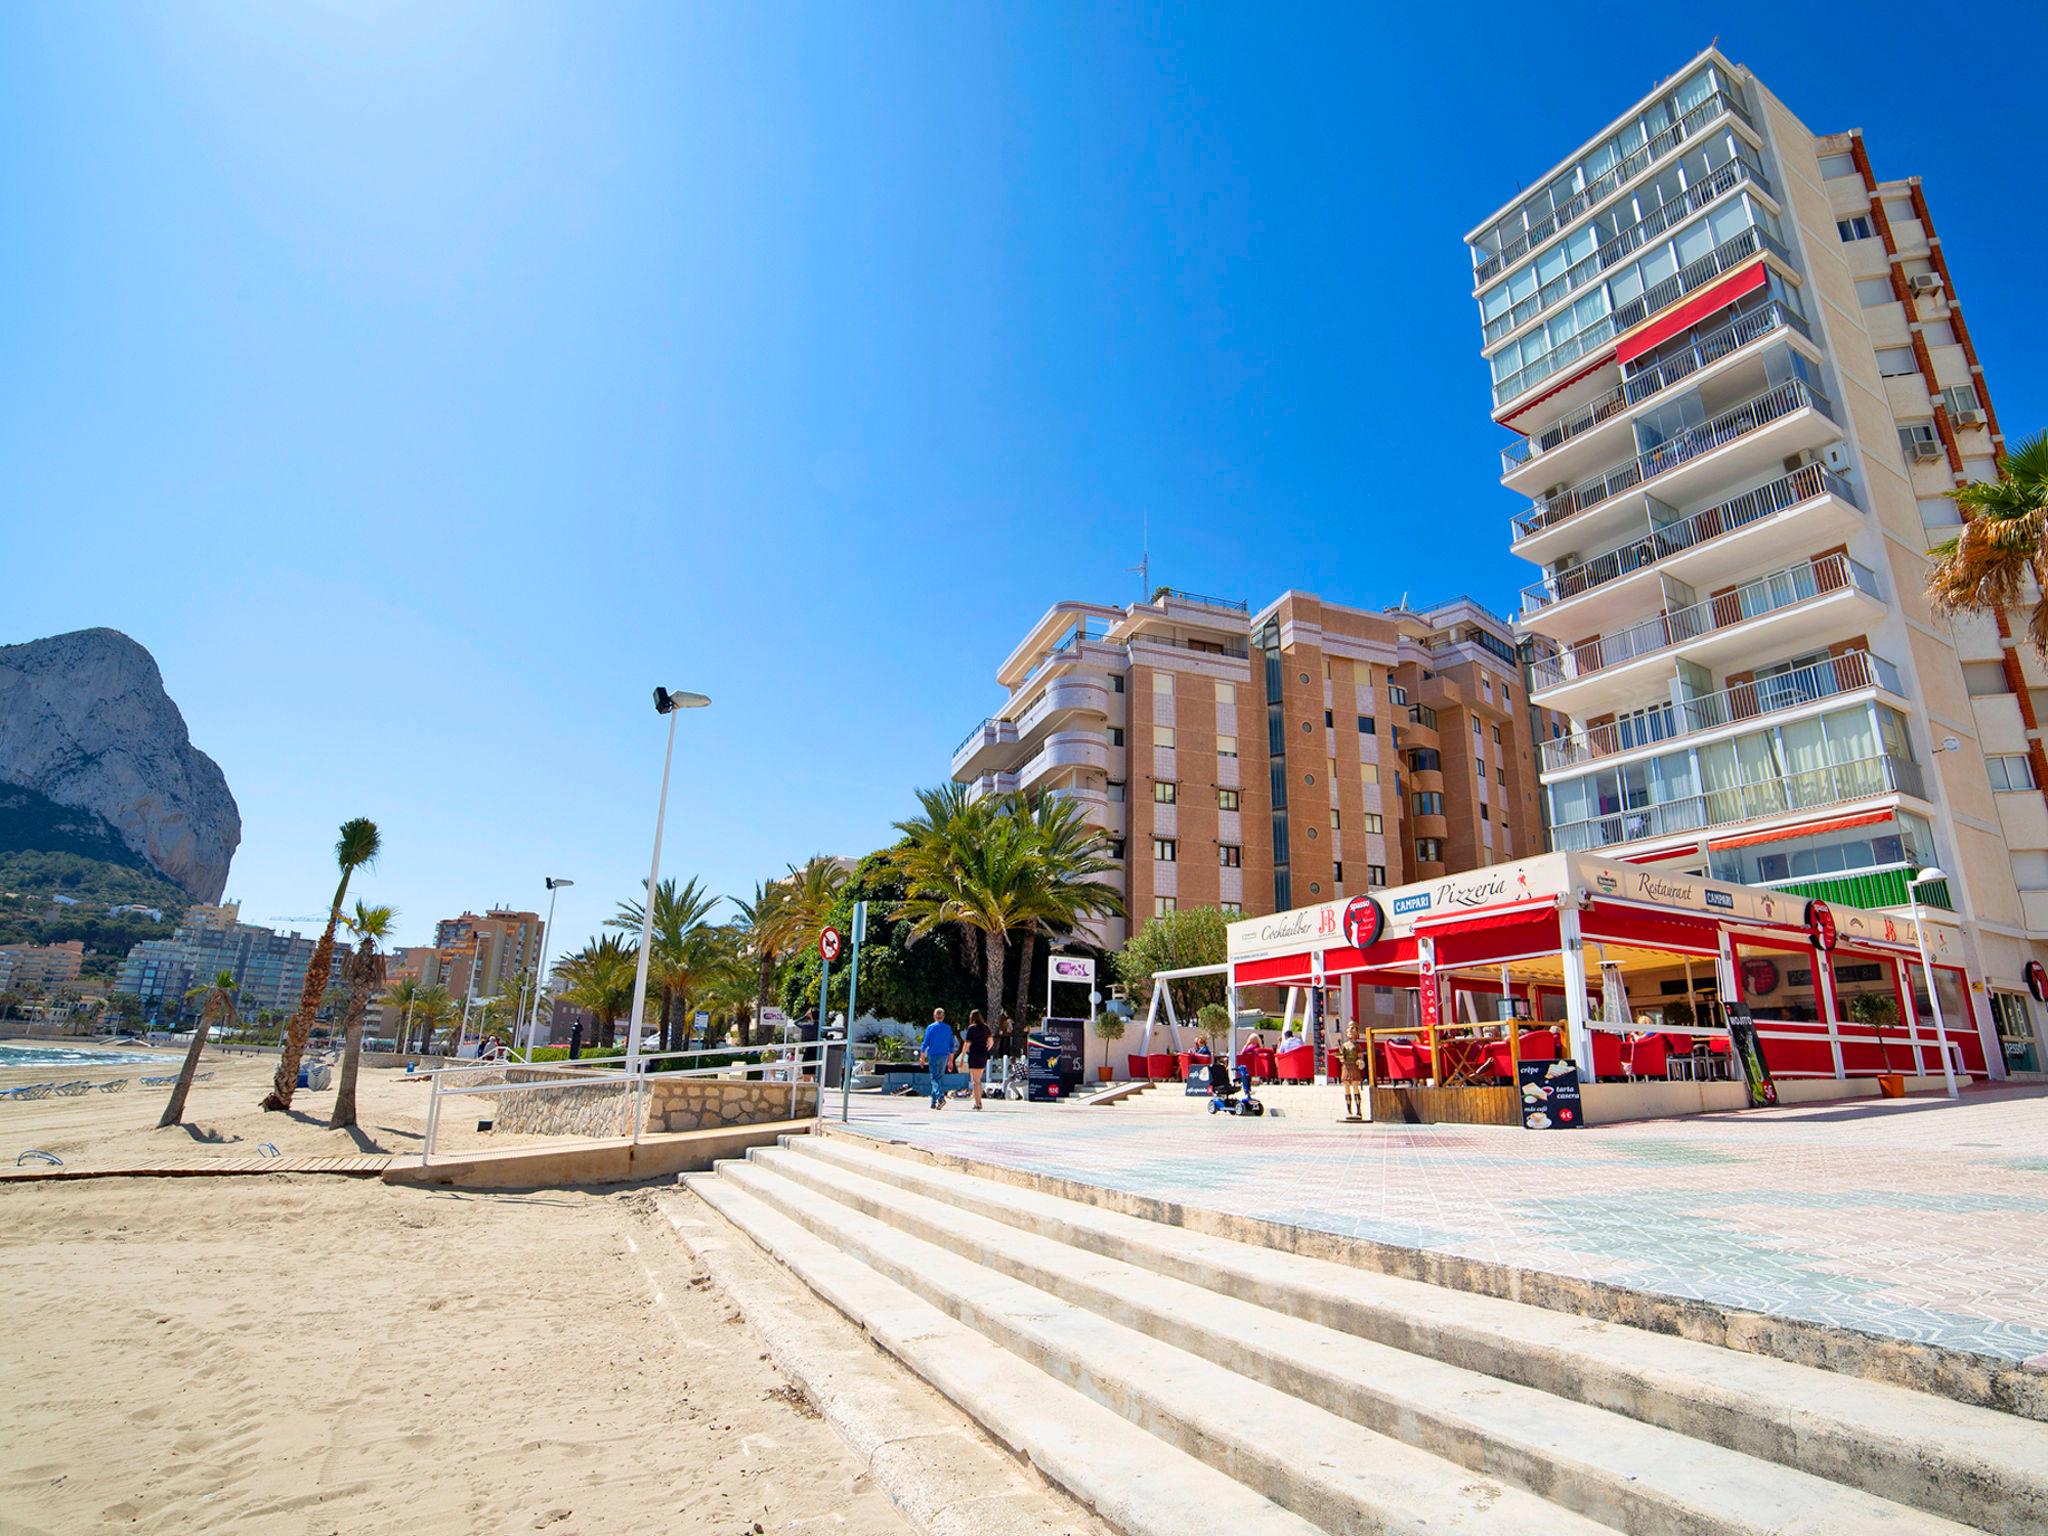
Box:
[819,927,843,963]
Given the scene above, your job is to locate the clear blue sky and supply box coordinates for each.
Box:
[3,3,2041,953]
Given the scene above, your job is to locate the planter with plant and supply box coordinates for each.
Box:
[1846,992,1905,1096]
[1093,1012,1126,1081]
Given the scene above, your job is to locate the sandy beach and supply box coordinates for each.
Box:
[0,1044,913,1535]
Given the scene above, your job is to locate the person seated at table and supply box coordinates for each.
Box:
[1278,1025,1306,1055]
[1190,1038,1212,1062]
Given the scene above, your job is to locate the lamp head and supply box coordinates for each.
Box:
[653,687,712,715]
[1911,866,1947,886]
[546,877,574,891]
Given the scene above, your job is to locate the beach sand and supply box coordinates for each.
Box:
[0,1172,912,1535]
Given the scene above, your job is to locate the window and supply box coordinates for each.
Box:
[1109,674,1125,693]
[1333,861,1343,883]
[2012,852,2048,890]
[1154,896,1176,916]
[1324,709,1334,727]
[1408,749,1441,772]
[1413,792,1444,815]
[1416,838,1445,862]
[1481,804,1490,821]
[1477,759,1487,780]
[1876,347,1918,378]
[1220,901,1242,917]
[1492,725,1502,744]
[1154,781,1177,803]
[1330,808,1341,828]
[1940,384,1981,417]
[1107,780,1126,803]
[1300,719,1314,733]
[1854,277,1895,307]
[1898,422,1938,454]
[1152,671,1173,694]
[1837,215,1874,242]
[1963,661,2009,697]
[1367,864,1387,886]
[1108,839,1126,860]
[1156,726,1176,749]
[1108,727,1125,747]
[1217,734,1238,758]
[1360,761,1379,784]
[1923,318,1957,347]
[1360,812,1383,834]
[1214,680,1235,705]
[1818,152,1858,179]
[1358,715,1375,734]
[1474,718,1483,735]
[1885,198,1915,227]
[1988,755,2038,792]
[1153,838,1177,862]
[1219,844,1242,867]
[1388,684,1408,705]
[1217,787,1240,811]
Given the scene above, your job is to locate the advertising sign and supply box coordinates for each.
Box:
[1724,1003,1779,1107]
[1024,1029,1073,1102]
[1806,898,1838,952]
[1048,954,1095,985]
[1517,1058,1582,1129]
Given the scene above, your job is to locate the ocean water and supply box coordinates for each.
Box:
[0,1044,163,1069]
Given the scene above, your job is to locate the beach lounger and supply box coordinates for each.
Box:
[141,1074,174,1086]
[53,1080,94,1097]
[96,1079,130,1093]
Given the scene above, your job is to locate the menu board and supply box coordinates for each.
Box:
[1517,1059,1583,1130]
[1724,1004,1778,1107]
[1025,1032,1065,1101]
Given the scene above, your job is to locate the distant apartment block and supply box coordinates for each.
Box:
[951,589,1555,950]
[115,903,316,1019]
[1472,47,2045,1068]
[0,939,86,994]
[432,909,545,1003]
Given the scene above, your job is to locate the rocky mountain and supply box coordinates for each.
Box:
[0,629,241,902]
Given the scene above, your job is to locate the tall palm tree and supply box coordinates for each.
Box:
[893,788,1033,1029]
[731,881,791,1047]
[159,970,237,1128]
[1926,432,2048,650]
[330,902,396,1129]
[607,877,723,1054]
[1010,793,1126,1024]
[264,817,381,1111]
[411,984,456,1056]
[554,934,640,1047]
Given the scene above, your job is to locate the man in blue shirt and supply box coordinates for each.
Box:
[922,1009,957,1110]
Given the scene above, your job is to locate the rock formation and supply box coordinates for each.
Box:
[0,628,241,902]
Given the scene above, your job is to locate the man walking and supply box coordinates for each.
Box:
[922,1008,957,1110]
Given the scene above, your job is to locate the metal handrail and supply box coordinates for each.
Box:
[1539,651,1903,772]
[1473,89,1753,284]
[1547,753,1927,853]
[952,715,1010,759]
[1527,553,1881,693]
[1501,300,1809,473]
[1482,155,1773,347]
[1152,588,1250,613]
[1520,462,1858,613]
[1513,376,1834,539]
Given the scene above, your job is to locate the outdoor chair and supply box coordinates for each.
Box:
[96,1079,130,1093]
[1274,1046,1315,1082]
[1146,1051,1176,1081]
[1623,1035,1668,1081]
[1126,1054,1151,1080]
[53,1080,94,1097]
[1590,1032,1625,1081]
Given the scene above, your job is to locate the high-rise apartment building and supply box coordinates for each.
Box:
[432,909,545,1003]
[951,589,1552,951]
[115,904,317,1020]
[0,940,86,994]
[1472,47,2044,1071]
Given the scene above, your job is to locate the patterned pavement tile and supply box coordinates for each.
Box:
[839,1082,2048,1362]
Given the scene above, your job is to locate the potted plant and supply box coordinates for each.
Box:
[1093,1011,1126,1081]
[1195,1002,1229,1050]
[1847,992,1904,1097]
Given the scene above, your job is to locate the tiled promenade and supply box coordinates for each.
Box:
[842,1082,2048,1364]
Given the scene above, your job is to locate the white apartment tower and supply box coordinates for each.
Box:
[1471,47,2044,1073]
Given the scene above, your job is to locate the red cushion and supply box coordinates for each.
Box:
[1126,1054,1150,1079]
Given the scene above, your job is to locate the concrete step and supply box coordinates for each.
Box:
[747,1142,1988,1536]
[705,1157,1619,1536]
[791,1131,2047,1535]
[685,1176,1314,1536]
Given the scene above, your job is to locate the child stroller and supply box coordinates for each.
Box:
[1206,1057,1265,1117]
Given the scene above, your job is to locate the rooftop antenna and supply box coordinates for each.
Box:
[1125,512,1151,602]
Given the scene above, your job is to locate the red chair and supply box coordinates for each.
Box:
[1624,1034,1668,1080]
[1126,1054,1150,1080]
[1518,1030,1559,1063]
[1175,1052,1195,1079]
[1275,1046,1315,1082]
[1590,1032,1625,1081]
[1147,1052,1176,1081]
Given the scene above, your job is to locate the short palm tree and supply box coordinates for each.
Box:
[411,984,456,1057]
[159,970,237,1128]
[731,881,791,1046]
[607,877,723,1053]
[1926,432,2048,651]
[893,788,1033,1029]
[381,976,421,1052]
[264,817,381,1111]
[1010,792,1126,1023]
[554,933,640,1047]
[330,902,396,1129]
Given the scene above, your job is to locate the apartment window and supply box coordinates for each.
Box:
[1154,781,1177,804]
[1152,671,1174,694]
[1107,780,1126,803]
[1361,761,1379,784]
[1408,749,1440,772]
[1416,838,1445,862]
[1854,277,1895,307]
[1153,838,1177,862]
[1108,727,1125,747]
[1324,709,1334,727]
[1108,839,1126,860]
[1156,726,1176,749]
[1481,804,1490,821]
[1330,808,1341,828]
[1898,422,1939,455]
[1491,725,1502,744]
[1885,198,1916,227]
[1473,718,1483,736]
[2012,852,2048,890]
[1219,844,1242,868]
[1818,152,1858,179]
[1217,733,1238,758]
[1358,715,1375,734]
[1988,755,2039,792]
[1360,812,1383,834]
[1940,384,1982,417]
[1477,759,1487,780]
[1367,864,1387,886]
[1155,896,1176,916]
[1110,674,1125,693]
[1215,680,1235,705]
[1876,347,1918,378]
[1413,792,1444,815]
[1333,861,1343,883]
[1388,684,1408,705]
[1963,661,2010,697]
[1220,901,1242,917]
[1217,787,1240,811]
[1837,215,1874,242]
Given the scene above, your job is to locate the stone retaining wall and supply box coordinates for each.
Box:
[484,1068,817,1138]
[646,1077,817,1133]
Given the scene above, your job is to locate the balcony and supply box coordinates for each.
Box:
[1481,155,1774,349]
[1548,753,1929,854]
[1527,553,1883,703]
[952,716,1020,780]
[1502,300,1810,480]
[1769,865,1953,913]
[1519,463,1860,629]
[1511,375,1836,548]
[963,770,1019,802]
[1472,89,1753,285]
[1492,223,1791,413]
[1149,588,1249,614]
[1539,650,1904,774]
[1018,731,1112,792]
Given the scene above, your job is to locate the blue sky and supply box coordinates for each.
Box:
[3,2,2041,952]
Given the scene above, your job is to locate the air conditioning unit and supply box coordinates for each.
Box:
[1908,273,1944,295]
[1910,439,1944,463]
[1955,408,1988,427]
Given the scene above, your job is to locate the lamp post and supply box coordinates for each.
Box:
[1906,867,1959,1100]
[458,931,486,1056]
[625,687,711,1089]
[525,877,574,1055]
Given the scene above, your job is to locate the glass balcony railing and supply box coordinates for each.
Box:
[1501,300,1810,474]
[1520,462,1858,614]
[1481,156,1774,348]
[1539,650,1903,772]
[1473,89,1753,285]
[952,715,1008,759]
[1513,376,1834,539]
[1527,553,1881,693]
[1548,753,1928,853]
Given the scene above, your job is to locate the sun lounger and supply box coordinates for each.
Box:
[141,1074,174,1086]
[52,1080,94,1097]
[96,1079,130,1093]
[2,1083,55,1101]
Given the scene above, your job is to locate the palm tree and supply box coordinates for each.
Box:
[330,902,396,1129]
[893,788,1034,1029]
[159,970,237,1128]
[607,877,723,1054]
[411,984,456,1056]
[264,817,381,1111]
[731,881,791,1047]
[1010,793,1126,1024]
[554,934,640,1048]
[381,976,422,1052]
[1926,432,2048,651]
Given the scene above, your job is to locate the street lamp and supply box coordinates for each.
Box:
[524,877,574,1056]
[1906,867,1959,1100]
[625,687,711,1085]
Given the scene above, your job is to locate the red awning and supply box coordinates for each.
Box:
[1615,260,1768,364]
[1709,809,1893,852]
[1582,904,1722,955]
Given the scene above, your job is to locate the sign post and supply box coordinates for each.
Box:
[841,902,866,1122]
[812,925,842,1120]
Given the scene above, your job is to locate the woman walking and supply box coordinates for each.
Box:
[963,1008,994,1109]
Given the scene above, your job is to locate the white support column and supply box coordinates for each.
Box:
[1560,904,1595,1077]
[1140,978,1162,1057]
[1816,949,1845,1079]
[1159,984,1183,1052]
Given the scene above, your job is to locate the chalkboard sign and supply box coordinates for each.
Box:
[1517,1058,1583,1129]
[1724,1004,1778,1107]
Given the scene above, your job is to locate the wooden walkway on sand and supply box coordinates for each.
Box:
[0,1153,394,1183]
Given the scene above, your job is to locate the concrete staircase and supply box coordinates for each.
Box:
[683,1131,2048,1536]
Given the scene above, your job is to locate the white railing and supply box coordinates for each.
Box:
[1546,753,1929,853]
